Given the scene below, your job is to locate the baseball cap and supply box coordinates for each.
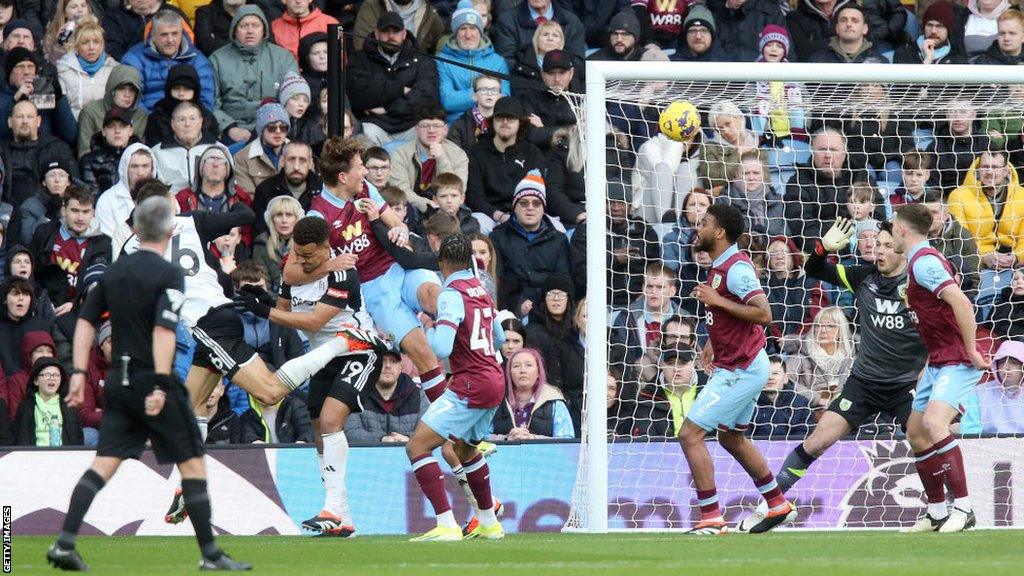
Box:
[377,11,404,31]
[542,49,574,73]
[103,106,132,127]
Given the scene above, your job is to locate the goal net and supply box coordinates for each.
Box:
[566,62,1024,532]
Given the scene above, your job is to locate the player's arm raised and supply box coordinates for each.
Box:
[938,283,987,370]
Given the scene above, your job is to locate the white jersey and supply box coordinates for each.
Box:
[122,215,229,325]
[282,249,372,348]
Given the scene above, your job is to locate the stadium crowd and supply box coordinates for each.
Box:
[0,0,1021,449]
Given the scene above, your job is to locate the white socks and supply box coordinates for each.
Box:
[321,431,351,524]
[928,502,949,519]
[276,338,348,389]
[954,497,972,513]
[436,510,458,529]
[477,506,498,528]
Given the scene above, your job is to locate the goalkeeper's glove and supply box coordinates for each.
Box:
[820,217,855,253]
[232,285,276,319]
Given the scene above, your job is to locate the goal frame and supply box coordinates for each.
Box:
[579,61,1024,534]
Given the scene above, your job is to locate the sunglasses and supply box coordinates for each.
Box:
[265,123,289,134]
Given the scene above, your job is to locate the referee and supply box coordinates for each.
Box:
[46,197,250,572]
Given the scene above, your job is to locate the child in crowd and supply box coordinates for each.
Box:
[429,172,480,236]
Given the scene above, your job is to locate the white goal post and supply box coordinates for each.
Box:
[572,61,1024,534]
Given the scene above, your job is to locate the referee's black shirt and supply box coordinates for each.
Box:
[79,247,185,372]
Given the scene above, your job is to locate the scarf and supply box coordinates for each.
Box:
[417,147,436,194]
[77,52,107,76]
[388,0,422,34]
[916,35,951,62]
[471,106,491,138]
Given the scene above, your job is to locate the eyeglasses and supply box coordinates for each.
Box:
[517,199,543,208]
[366,164,390,172]
[475,87,500,95]
[265,123,289,133]
[417,122,446,131]
[545,290,568,301]
[38,373,61,380]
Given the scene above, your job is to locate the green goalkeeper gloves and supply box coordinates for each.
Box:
[821,217,855,253]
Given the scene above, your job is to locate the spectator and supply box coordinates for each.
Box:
[79,319,109,445]
[3,246,57,323]
[229,260,306,373]
[981,83,1024,153]
[142,63,219,148]
[619,312,699,394]
[437,1,508,123]
[922,189,981,298]
[751,354,815,439]
[787,0,850,62]
[973,8,1024,64]
[606,180,659,308]
[101,0,191,60]
[633,127,700,225]
[2,99,78,207]
[524,273,583,424]
[698,99,762,193]
[610,262,681,366]
[520,49,577,151]
[448,74,500,150]
[14,357,82,445]
[464,96,545,234]
[990,269,1024,340]
[253,140,320,237]
[253,195,303,291]
[352,0,443,53]
[390,104,469,213]
[362,146,392,190]
[233,100,290,194]
[638,349,699,438]
[947,149,1023,311]
[673,5,732,62]
[120,9,215,111]
[588,9,662,62]
[893,1,967,64]
[509,19,584,96]
[428,172,480,236]
[343,347,428,443]
[346,12,440,147]
[888,150,935,208]
[47,1,96,64]
[80,106,138,195]
[94,142,157,237]
[490,170,572,315]
[492,0,585,63]
[236,392,313,443]
[0,48,78,147]
[468,231,498,299]
[271,0,338,60]
[807,4,888,63]
[784,306,854,413]
[211,5,298,145]
[971,340,1024,434]
[9,159,72,247]
[297,32,328,98]
[929,99,990,193]
[765,235,828,347]
[629,0,688,50]
[54,19,115,120]
[663,188,712,274]
[716,151,786,239]
[194,0,244,56]
[210,225,247,278]
[544,123,585,227]
[963,0,1011,59]
[708,0,788,62]
[175,144,254,244]
[862,0,908,54]
[0,329,55,419]
[76,64,146,157]
[193,381,239,444]
[151,100,214,193]
[499,317,524,361]
[784,128,882,250]
[842,83,913,184]
[845,182,878,223]
[490,347,574,440]
[280,72,324,148]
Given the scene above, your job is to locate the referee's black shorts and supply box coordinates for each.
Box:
[308,350,384,419]
[826,374,916,430]
[190,304,258,378]
[97,373,204,465]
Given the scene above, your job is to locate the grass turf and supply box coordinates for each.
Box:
[12,531,1022,575]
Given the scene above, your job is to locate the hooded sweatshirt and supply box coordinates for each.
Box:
[95,142,159,238]
[77,64,148,157]
[175,143,255,245]
[0,330,56,420]
[143,63,221,147]
[210,5,299,132]
[298,32,328,98]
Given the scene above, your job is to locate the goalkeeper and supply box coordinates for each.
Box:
[740,218,930,529]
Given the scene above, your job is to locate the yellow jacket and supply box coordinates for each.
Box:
[948,158,1024,262]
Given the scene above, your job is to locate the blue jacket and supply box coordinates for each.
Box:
[0,86,78,148]
[121,34,216,112]
[751,386,815,439]
[436,35,509,123]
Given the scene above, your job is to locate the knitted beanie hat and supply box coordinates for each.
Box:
[256,100,290,135]
[758,24,790,59]
[512,169,546,207]
[278,70,311,105]
[450,0,483,34]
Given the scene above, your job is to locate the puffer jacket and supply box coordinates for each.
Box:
[436,34,509,123]
[56,52,118,119]
[270,7,338,60]
[343,374,428,443]
[210,5,299,132]
[346,36,440,134]
[786,0,853,62]
[490,215,572,312]
[101,1,192,60]
[351,0,444,53]
[80,132,140,195]
[1,135,78,207]
[0,82,78,148]
[76,64,148,157]
[947,159,1024,263]
[490,384,570,438]
[120,30,216,111]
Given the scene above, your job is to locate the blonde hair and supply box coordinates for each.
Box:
[73,18,104,48]
[812,306,854,357]
[44,1,96,49]
[532,20,564,55]
[264,196,305,262]
[707,100,744,132]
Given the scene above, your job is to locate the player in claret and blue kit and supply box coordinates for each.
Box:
[405,234,506,541]
[679,204,795,535]
[892,203,987,533]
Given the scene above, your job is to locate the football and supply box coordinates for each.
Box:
[659,100,701,142]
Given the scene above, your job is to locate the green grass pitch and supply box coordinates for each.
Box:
[10,531,1023,575]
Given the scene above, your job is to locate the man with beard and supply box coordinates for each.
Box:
[253,141,322,236]
[738,218,930,531]
[346,12,440,146]
[588,10,661,61]
[893,1,966,64]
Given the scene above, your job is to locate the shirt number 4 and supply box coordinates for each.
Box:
[469,307,496,357]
